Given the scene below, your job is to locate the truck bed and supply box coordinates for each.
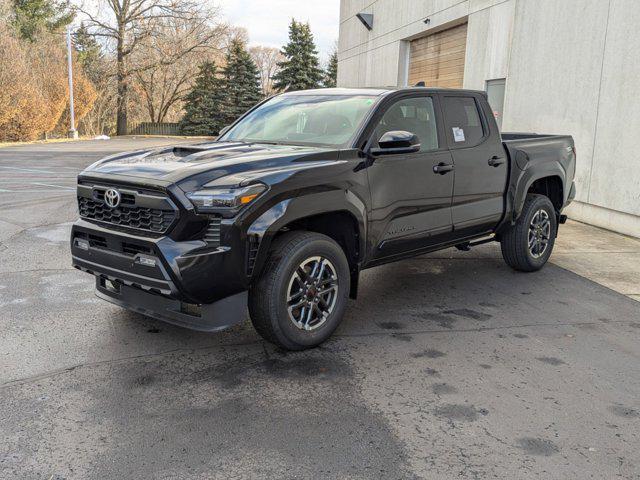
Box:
[499,132,576,223]
[501,132,567,141]
[501,133,574,172]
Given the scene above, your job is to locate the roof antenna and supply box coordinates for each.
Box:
[414,81,426,87]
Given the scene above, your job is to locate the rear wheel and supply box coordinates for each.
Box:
[500,194,557,272]
[248,231,350,350]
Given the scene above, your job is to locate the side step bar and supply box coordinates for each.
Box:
[455,237,497,252]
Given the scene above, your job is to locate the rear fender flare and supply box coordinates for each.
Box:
[512,160,566,221]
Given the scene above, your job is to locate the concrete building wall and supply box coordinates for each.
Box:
[462,1,515,90]
[588,0,640,224]
[338,0,640,238]
[500,0,609,208]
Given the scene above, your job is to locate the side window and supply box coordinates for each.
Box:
[374,97,439,151]
[442,96,485,147]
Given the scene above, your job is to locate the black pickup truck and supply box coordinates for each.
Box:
[71,87,576,350]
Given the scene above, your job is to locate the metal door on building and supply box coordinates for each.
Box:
[486,78,506,130]
[408,23,468,88]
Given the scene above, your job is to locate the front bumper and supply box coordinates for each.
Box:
[71,218,249,331]
[95,277,247,332]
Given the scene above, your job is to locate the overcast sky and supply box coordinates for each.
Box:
[217,0,340,62]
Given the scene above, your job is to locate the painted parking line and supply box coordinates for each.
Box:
[0,182,77,193]
[0,178,77,184]
[0,166,56,174]
[32,183,75,191]
[0,176,76,179]
[0,189,75,194]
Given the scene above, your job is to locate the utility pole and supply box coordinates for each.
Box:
[66,26,78,139]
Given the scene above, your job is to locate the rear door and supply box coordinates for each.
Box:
[441,94,507,234]
[365,94,454,261]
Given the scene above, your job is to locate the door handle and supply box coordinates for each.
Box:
[433,162,454,175]
[488,156,505,167]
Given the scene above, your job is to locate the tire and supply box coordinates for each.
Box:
[248,231,351,350]
[500,194,557,272]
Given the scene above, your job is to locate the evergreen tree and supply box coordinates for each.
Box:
[12,0,73,41]
[272,19,323,91]
[324,49,338,88]
[220,39,262,126]
[179,62,226,136]
[74,23,104,84]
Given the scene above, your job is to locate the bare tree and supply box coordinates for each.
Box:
[77,0,224,135]
[249,45,283,96]
[131,16,227,123]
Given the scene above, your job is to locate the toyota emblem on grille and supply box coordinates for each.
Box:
[104,188,121,208]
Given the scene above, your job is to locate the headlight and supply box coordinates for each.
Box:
[186,183,266,212]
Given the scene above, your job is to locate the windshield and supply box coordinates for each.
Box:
[219,94,378,147]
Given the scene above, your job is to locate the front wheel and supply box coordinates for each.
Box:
[248,231,350,350]
[500,194,557,272]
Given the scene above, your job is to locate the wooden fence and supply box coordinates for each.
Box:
[128,122,181,136]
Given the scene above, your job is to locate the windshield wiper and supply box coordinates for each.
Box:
[234,139,327,148]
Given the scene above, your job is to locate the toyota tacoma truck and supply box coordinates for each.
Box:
[71,87,576,350]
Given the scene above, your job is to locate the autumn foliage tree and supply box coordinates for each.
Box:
[0,25,49,140]
[0,1,96,141]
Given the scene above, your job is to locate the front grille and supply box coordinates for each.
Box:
[74,231,152,257]
[95,189,135,206]
[122,242,152,256]
[88,233,107,249]
[204,216,222,246]
[78,196,176,234]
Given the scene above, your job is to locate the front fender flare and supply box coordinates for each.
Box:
[246,189,367,278]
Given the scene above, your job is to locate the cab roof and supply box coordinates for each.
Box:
[283,87,487,97]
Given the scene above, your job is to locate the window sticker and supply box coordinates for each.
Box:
[452,127,465,142]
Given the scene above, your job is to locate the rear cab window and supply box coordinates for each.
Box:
[442,96,486,148]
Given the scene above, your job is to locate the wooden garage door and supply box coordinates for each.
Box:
[408,23,468,88]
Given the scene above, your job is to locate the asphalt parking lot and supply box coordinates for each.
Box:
[1,138,639,479]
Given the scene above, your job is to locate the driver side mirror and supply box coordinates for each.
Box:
[369,130,420,156]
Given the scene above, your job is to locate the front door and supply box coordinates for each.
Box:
[366,95,454,261]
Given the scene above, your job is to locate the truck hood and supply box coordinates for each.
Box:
[83,141,341,188]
